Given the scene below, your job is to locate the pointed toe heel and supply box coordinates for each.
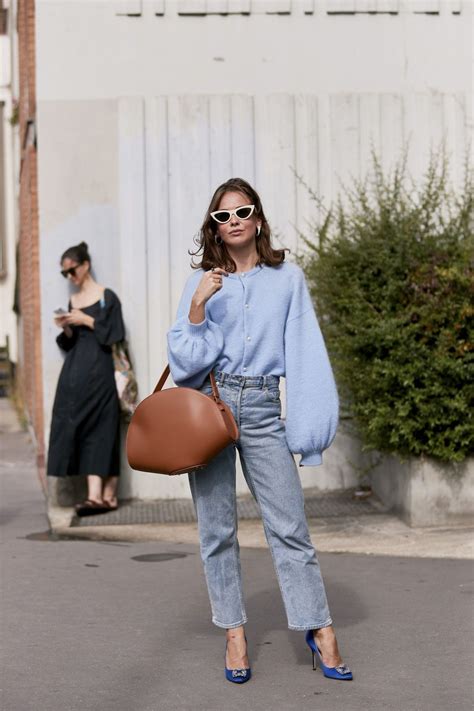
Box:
[225,636,252,684]
[305,630,353,681]
[224,667,252,684]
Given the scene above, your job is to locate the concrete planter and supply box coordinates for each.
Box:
[370,455,474,527]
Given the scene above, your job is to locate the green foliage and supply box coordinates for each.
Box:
[300,152,474,463]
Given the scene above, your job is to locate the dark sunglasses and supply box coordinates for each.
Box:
[61,263,82,278]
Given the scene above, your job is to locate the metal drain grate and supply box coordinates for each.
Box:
[74,488,385,527]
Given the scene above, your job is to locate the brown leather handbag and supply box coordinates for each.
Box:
[126,365,239,475]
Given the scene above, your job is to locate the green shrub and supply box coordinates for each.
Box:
[300,153,474,463]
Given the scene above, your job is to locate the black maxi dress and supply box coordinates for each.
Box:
[47,289,125,478]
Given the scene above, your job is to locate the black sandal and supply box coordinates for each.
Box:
[102,501,118,512]
[75,500,112,517]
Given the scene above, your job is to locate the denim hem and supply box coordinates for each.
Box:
[288,617,333,632]
[212,616,248,630]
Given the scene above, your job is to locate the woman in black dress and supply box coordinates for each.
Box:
[47,242,125,516]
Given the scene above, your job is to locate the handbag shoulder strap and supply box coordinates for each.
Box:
[153,366,220,401]
[153,365,171,393]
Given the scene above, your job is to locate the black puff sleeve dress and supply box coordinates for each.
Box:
[47,289,125,478]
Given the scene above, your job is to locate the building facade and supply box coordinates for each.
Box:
[15,0,474,500]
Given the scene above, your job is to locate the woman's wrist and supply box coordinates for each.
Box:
[189,297,206,324]
[189,307,205,324]
[191,294,206,309]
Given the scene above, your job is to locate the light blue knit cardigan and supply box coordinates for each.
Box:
[167,261,339,466]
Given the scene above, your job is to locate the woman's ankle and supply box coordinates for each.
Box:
[226,626,245,640]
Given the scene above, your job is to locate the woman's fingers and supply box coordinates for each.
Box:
[194,268,227,304]
[206,268,226,292]
[209,267,227,289]
[63,309,82,326]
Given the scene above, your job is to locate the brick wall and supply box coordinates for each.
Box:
[17,0,44,482]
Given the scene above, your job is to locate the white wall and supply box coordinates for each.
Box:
[0,13,19,364]
[37,2,473,498]
[36,2,472,99]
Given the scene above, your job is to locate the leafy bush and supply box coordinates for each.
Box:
[300,153,473,463]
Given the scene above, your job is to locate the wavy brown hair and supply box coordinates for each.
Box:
[190,178,287,272]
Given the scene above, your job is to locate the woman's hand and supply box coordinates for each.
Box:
[189,268,228,324]
[194,268,227,304]
[63,309,94,329]
[54,314,70,329]
[53,314,73,338]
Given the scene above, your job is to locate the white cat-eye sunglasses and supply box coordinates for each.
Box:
[210,204,256,224]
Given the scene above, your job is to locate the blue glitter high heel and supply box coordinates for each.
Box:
[305,630,353,681]
[225,636,251,684]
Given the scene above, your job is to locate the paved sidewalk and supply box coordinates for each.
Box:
[1,398,473,711]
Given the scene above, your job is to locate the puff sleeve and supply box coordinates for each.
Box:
[284,269,339,466]
[167,271,224,388]
[56,328,78,352]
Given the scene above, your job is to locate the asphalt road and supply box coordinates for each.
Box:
[1,427,473,711]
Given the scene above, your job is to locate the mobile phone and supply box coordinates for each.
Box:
[54,307,69,316]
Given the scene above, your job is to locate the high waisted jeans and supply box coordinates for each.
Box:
[188,371,332,631]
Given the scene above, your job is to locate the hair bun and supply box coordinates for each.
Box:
[78,241,88,250]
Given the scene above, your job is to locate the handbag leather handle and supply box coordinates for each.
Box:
[153,365,221,401]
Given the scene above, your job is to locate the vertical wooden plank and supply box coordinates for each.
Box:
[465,89,473,175]
[329,94,359,200]
[118,98,148,400]
[145,97,171,388]
[317,93,333,208]
[167,95,211,317]
[209,95,232,188]
[294,95,320,245]
[230,95,255,184]
[401,92,420,178]
[379,93,404,173]
[402,92,444,182]
[358,93,381,175]
[114,0,142,15]
[254,94,297,253]
[442,93,468,191]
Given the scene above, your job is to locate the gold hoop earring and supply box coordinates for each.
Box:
[256,226,261,237]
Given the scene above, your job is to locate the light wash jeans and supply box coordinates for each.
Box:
[188,371,332,631]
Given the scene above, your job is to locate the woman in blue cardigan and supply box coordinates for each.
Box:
[167,178,352,684]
